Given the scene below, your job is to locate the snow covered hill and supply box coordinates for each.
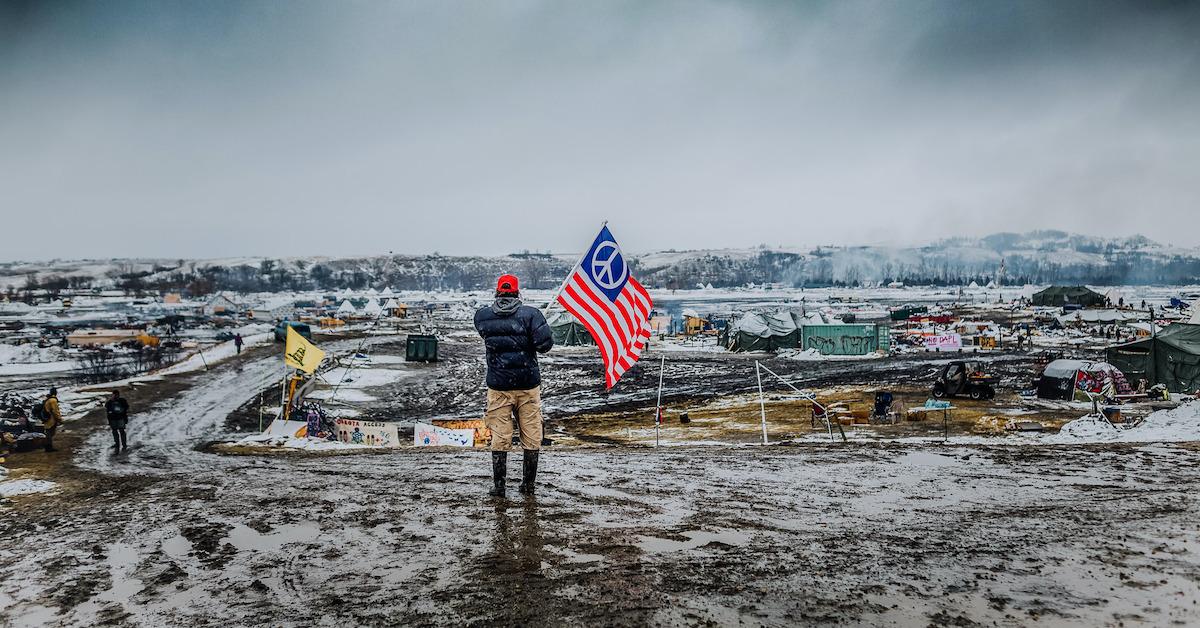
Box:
[2,230,1198,293]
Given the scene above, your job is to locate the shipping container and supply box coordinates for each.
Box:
[800,324,884,356]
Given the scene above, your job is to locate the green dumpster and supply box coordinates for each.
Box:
[406,334,439,362]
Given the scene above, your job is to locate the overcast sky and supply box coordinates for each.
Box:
[2,0,1198,261]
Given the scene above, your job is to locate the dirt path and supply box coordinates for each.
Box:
[2,338,1198,626]
[2,443,1199,626]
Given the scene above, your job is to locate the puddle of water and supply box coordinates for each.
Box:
[161,534,192,561]
[556,547,604,564]
[637,529,749,554]
[226,521,321,552]
[99,542,141,603]
[66,542,143,623]
[4,603,58,626]
[896,451,960,467]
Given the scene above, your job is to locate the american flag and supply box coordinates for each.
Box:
[555,225,653,389]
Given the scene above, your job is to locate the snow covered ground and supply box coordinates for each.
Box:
[1047,402,1200,444]
[0,479,57,498]
[154,330,271,377]
[231,433,371,452]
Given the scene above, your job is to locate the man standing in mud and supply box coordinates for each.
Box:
[474,274,553,497]
[105,389,130,453]
[41,387,61,453]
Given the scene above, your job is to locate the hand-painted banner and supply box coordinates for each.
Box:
[334,418,400,448]
[925,333,962,350]
[414,422,474,447]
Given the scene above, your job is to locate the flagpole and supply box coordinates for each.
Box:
[279,364,289,423]
[755,362,768,445]
[543,220,608,313]
[654,355,665,447]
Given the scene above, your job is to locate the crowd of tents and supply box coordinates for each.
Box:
[544,283,1200,392]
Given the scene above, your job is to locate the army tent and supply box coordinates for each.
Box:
[723,311,801,352]
[546,310,594,346]
[1106,323,1200,393]
[1031,286,1106,308]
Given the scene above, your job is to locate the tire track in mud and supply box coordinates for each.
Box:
[75,337,385,475]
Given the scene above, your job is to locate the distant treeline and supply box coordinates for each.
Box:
[8,248,1200,299]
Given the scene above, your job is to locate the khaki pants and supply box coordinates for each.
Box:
[484,387,543,452]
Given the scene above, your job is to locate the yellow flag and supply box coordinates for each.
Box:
[284,326,325,373]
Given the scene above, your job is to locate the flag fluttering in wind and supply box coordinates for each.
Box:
[284,326,326,373]
[555,225,652,389]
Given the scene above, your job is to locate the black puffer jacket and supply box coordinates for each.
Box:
[474,297,554,391]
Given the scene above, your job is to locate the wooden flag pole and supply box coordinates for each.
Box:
[279,364,290,421]
[654,355,665,447]
[755,361,768,445]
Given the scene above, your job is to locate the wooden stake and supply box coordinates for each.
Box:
[654,355,665,447]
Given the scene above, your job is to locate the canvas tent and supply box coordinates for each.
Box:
[1106,323,1200,393]
[546,310,594,346]
[723,311,886,355]
[722,311,802,352]
[1037,359,1131,401]
[1031,286,1106,308]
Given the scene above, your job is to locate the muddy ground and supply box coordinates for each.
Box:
[1,323,1198,626]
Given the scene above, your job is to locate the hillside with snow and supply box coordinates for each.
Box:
[2,230,1198,294]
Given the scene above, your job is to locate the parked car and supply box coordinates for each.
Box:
[273,321,312,342]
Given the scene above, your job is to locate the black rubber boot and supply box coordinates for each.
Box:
[488,452,507,497]
[519,450,538,495]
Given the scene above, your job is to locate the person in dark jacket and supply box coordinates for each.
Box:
[474,274,553,497]
[234,333,244,355]
[105,389,130,453]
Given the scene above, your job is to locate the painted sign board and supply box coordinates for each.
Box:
[335,418,400,448]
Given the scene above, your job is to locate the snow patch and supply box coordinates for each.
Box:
[1046,402,1200,444]
[0,479,57,497]
[233,433,372,452]
[777,348,885,361]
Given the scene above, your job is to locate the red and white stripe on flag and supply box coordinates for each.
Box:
[555,226,653,389]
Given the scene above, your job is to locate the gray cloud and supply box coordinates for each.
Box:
[2,0,1198,260]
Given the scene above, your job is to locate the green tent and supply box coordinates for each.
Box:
[546,310,594,346]
[1106,323,1200,393]
[1031,286,1106,307]
[724,311,807,352]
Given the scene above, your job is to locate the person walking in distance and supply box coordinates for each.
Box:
[105,389,130,453]
[234,333,244,355]
[474,274,553,497]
